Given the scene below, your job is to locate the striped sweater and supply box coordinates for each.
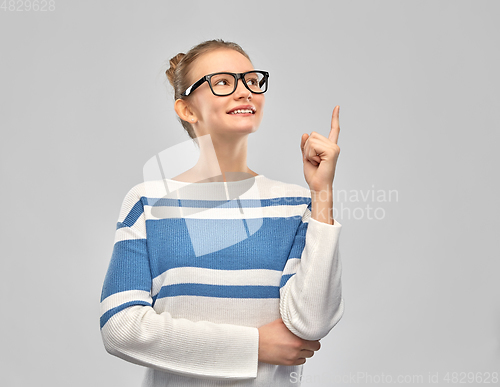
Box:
[100,174,343,387]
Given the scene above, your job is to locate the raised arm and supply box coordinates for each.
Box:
[100,184,259,380]
[280,105,344,340]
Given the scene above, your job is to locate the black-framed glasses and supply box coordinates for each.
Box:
[181,70,269,97]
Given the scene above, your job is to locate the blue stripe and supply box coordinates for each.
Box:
[100,239,151,301]
[100,300,151,329]
[280,273,295,288]
[117,199,145,230]
[146,217,304,275]
[156,283,279,299]
[148,198,254,209]
[146,197,310,208]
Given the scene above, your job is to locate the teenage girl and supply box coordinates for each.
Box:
[100,39,342,386]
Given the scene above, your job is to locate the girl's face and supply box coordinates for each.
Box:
[185,49,265,138]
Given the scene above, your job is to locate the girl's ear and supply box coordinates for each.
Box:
[174,99,197,123]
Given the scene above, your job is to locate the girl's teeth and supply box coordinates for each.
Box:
[230,109,253,114]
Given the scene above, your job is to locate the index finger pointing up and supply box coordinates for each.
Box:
[329,105,340,144]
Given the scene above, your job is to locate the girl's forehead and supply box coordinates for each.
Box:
[188,49,254,80]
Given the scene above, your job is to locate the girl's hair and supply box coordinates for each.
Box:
[165,39,252,140]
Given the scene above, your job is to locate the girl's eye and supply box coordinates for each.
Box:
[213,78,230,86]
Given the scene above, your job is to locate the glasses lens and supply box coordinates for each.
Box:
[244,72,267,93]
[209,73,236,96]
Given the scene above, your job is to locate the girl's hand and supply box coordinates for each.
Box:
[258,318,321,366]
[300,106,341,192]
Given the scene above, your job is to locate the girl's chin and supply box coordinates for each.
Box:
[232,125,259,132]
[203,120,261,134]
[221,123,259,133]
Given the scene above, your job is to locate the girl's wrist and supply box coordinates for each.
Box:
[310,189,334,225]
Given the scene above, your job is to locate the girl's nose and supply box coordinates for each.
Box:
[233,78,252,99]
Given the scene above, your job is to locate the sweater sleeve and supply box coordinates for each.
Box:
[99,184,259,380]
[279,199,344,341]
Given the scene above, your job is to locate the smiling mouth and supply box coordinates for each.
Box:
[228,109,255,115]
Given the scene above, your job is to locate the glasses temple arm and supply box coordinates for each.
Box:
[181,77,206,97]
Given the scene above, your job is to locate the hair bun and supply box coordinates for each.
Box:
[165,53,185,87]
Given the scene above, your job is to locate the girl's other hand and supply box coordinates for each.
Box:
[258,318,321,366]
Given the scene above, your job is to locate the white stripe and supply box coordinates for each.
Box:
[136,176,311,202]
[100,290,151,316]
[152,267,282,297]
[152,296,281,326]
[144,203,307,221]
[142,177,264,200]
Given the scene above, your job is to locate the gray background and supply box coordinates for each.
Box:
[1,1,499,386]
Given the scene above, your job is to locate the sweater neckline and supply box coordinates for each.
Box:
[163,174,264,185]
